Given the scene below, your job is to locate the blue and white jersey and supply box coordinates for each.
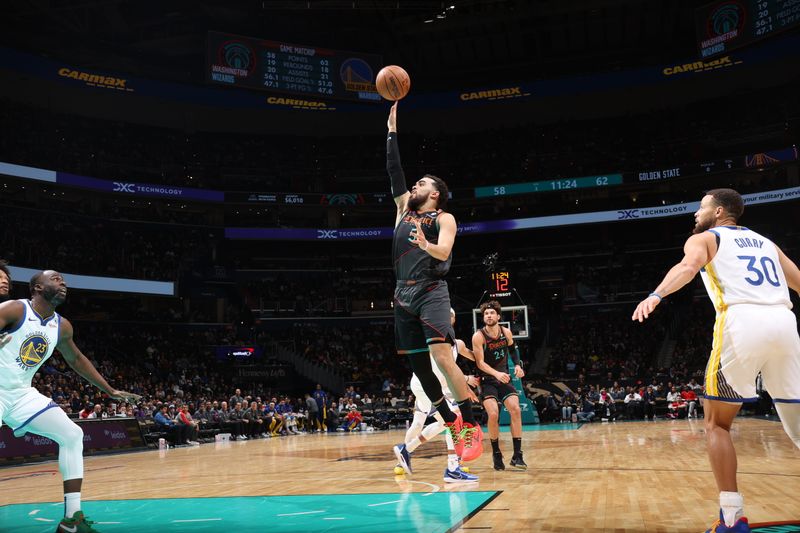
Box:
[700,226,792,311]
[0,300,61,390]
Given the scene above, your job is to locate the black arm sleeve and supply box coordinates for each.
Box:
[509,343,521,366]
[386,132,407,198]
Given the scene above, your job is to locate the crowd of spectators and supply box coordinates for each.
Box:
[536,377,705,424]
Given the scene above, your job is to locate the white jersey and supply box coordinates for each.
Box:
[0,300,61,391]
[410,343,458,395]
[700,226,792,311]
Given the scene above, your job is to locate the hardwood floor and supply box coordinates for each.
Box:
[2,417,799,532]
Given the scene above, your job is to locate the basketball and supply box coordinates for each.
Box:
[375,65,411,101]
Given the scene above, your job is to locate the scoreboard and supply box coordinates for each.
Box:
[696,0,800,59]
[206,31,383,102]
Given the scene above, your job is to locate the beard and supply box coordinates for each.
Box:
[692,216,713,234]
[407,191,428,211]
[42,286,66,307]
[0,292,8,302]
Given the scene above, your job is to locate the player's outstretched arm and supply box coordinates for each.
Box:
[632,232,714,322]
[777,246,800,296]
[386,102,410,223]
[56,318,142,404]
[455,338,475,361]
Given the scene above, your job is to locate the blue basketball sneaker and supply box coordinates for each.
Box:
[393,443,412,475]
[443,466,479,483]
[705,510,751,533]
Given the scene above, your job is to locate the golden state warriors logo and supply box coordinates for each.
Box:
[16,333,49,370]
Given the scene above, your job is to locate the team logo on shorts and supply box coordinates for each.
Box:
[16,333,49,370]
[751,521,800,532]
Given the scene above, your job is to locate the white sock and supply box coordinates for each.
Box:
[720,491,743,527]
[64,492,81,518]
[406,436,423,453]
[447,454,460,471]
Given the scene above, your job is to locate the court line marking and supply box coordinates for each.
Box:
[28,509,40,515]
[277,510,326,517]
[323,517,346,520]
[78,476,442,498]
[368,499,403,507]
[172,518,222,523]
[34,517,54,522]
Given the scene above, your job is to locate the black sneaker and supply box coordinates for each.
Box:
[492,451,505,471]
[510,453,527,470]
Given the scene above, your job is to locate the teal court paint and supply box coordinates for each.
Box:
[0,491,501,532]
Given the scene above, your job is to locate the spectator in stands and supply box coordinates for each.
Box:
[341,405,362,432]
[624,388,643,419]
[326,402,340,431]
[177,404,200,444]
[219,401,244,441]
[681,386,699,419]
[642,385,658,421]
[540,392,559,423]
[576,395,595,423]
[154,404,187,446]
[244,401,266,438]
[560,392,574,422]
[666,387,687,419]
[230,402,250,439]
[79,403,94,419]
[598,388,617,421]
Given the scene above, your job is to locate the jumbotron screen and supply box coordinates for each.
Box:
[206,31,383,102]
[696,0,800,59]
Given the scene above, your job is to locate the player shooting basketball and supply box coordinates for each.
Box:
[386,102,483,461]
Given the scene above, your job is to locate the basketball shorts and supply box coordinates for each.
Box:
[0,387,60,437]
[705,304,800,403]
[394,280,455,355]
[480,377,518,404]
[410,374,455,414]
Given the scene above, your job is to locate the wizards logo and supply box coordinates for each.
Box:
[16,333,49,370]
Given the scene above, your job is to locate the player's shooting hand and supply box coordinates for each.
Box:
[110,390,142,404]
[408,219,429,250]
[387,102,398,132]
[631,294,661,323]
[0,332,10,348]
[466,375,480,388]
[497,372,511,384]
[514,365,525,378]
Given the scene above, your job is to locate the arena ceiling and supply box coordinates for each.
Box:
[1,0,713,89]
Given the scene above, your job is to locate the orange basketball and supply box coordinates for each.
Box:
[375,65,411,101]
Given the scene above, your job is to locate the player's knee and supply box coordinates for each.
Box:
[507,403,521,416]
[67,423,84,450]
